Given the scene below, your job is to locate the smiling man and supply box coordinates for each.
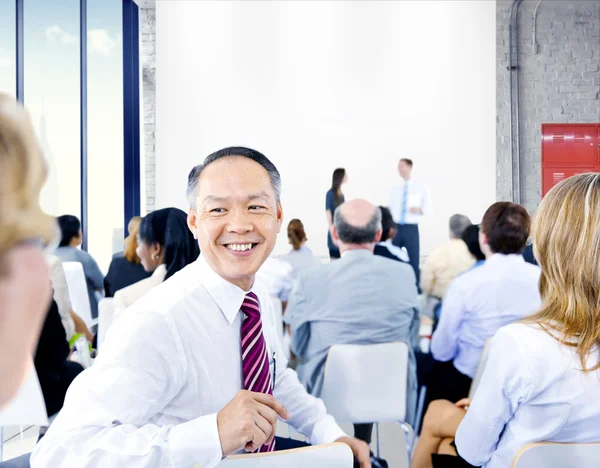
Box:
[31,147,370,468]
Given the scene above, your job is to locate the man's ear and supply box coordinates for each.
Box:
[187,208,198,240]
[374,229,383,243]
[276,202,284,233]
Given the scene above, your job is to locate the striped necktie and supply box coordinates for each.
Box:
[240,292,275,452]
[399,182,409,225]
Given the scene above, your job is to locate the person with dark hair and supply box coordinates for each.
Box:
[421,214,474,300]
[286,199,420,444]
[374,206,410,262]
[279,219,321,278]
[33,147,371,468]
[461,224,486,263]
[104,217,152,298]
[325,168,347,259]
[55,215,104,319]
[389,158,432,288]
[426,202,541,404]
[113,208,199,318]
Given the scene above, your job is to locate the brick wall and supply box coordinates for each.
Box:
[141,8,156,213]
[496,0,600,212]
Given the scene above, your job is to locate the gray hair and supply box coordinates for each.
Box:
[187,147,281,210]
[449,214,472,239]
[334,205,382,245]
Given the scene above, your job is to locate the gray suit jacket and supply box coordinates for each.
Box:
[286,249,420,425]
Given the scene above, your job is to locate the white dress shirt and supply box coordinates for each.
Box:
[255,258,294,302]
[113,263,167,318]
[47,255,76,340]
[31,256,345,468]
[431,254,541,378]
[388,178,432,225]
[456,322,600,468]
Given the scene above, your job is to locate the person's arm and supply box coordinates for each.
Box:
[70,310,94,343]
[325,191,334,230]
[455,327,532,466]
[286,276,311,360]
[81,252,105,291]
[31,310,223,468]
[48,257,76,340]
[430,281,465,362]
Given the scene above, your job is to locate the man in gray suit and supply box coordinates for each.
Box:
[285,199,420,443]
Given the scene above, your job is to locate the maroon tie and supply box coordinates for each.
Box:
[240,292,275,452]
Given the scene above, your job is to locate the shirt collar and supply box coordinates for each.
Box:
[152,263,167,279]
[194,255,254,325]
[486,253,525,265]
[340,249,373,258]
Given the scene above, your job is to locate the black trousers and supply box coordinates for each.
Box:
[392,224,420,287]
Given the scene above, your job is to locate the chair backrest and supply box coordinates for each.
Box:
[214,443,353,468]
[0,363,49,426]
[320,342,409,424]
[468,338,493,399]
[97,298,116,349]
[62,262,94,328]
[512,442,600,468]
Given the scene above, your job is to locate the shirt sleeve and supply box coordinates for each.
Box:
[48,258,76,340]
[325,190,334,212]
[82,252,105,291]
[430,280,465,362]
[455,327,532,466]
[30,310,223,468]
[286,276,311,359]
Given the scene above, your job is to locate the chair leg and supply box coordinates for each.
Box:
[398,421,415,465]
[414,385,427,435]
[375,423,380,458]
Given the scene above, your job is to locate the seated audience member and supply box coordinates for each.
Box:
[55,215,105,319]
[374,206,410,262]
[414,173,600,468]
[31,147,369,467]
[34,299,84,418]
[113,207,200,317]
[255,257,294,308]
[0,92,55,408]
[286,199,420,442]
[460,224,486,264]
[104,216,151,297]
[421,214,474,299]
[427,202,541,404]
[279,218,321,277]
[48,255,94,343]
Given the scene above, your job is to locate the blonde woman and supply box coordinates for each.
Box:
[0,93,57,408]
[413,173,600,468]
[103,216,151,297]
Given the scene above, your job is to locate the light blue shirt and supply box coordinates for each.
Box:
[456,322,600,468]
[279,246,321,279]
[431,254,541,378]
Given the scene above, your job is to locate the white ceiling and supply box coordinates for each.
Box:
[134,0,156,8]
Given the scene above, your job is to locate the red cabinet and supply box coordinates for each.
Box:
[541,124,600,197]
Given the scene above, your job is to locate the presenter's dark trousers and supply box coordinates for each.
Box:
[392,223,420,289]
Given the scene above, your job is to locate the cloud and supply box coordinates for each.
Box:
[88,29,117,56]
[0,57,11,68]
[46,25,78,45]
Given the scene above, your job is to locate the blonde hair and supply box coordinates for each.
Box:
[0,93,55,256]
[287,219,307,251]
[526,173,600,371]
[124,216,142,264]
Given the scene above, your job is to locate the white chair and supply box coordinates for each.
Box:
[0,363,49,461]
[511,442,600,468]
[97,298,116,349]
[468,338,493,399]
[63,262,98,330]
[213,443,353,468]
[319,342,413,462]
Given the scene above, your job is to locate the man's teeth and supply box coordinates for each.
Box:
[227,243,254,252]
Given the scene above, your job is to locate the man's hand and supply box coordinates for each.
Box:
[455,398,472,411]
[216,390,289,456]
[409,207,422,214]
[336,436,371,468]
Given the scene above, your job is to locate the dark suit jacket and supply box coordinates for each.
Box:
[374,244,405,262]
[104,252,151,297]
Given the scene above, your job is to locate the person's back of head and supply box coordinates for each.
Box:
[461,224,485,262]
[379,206,396,242]
[449,214,472,240]
[526,173,600,371]
[57,215,81,248]
[287,219,307,251]
[124,216,143,264]
[333,199,382,252]
[480,202,530,256]
[139,208,200,280]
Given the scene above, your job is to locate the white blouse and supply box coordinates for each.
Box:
[113,264,167,318]
[456,322,600,468]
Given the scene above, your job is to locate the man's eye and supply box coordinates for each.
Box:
[210,208,226,213]
[249,206,266,211]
